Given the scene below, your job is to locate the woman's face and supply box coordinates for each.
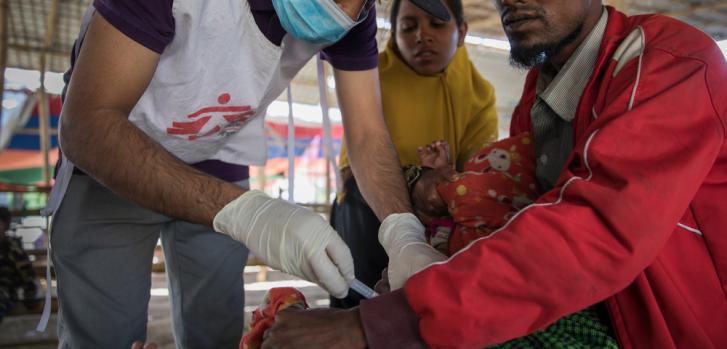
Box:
[394,0,467,75]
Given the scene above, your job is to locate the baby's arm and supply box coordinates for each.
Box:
[418,140,451,169]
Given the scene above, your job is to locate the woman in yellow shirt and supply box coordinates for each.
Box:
[331,0,498,307]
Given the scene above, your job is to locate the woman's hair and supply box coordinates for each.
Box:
[389,0,464,33]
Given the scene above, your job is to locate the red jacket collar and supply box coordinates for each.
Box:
[510,6,634,138]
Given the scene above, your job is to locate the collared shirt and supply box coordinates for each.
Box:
[531,9,609,191]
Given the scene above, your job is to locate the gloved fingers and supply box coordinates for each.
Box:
[387,265,406,291]
[403,242,448,268]
[387,242,448,290]
[310,251,350,299]
[325,234,355,284]
[378,213,425,248]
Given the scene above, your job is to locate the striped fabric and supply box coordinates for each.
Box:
[531,10,608,191]
[495,9,620,349]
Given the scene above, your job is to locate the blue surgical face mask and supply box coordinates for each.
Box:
[272,0,366,45]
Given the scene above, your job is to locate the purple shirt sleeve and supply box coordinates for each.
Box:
[248,0,378,71]
[321,6,379,71]
[93,0,175,54]
[359,290,428,349]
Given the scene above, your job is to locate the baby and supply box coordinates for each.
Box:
[402,133,617,348]
[405,133,539,255]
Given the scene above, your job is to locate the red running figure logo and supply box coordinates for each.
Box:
[166,93,256,140]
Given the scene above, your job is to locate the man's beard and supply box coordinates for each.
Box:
[508,22,583,69]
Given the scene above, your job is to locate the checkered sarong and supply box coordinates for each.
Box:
[490,306,619,349]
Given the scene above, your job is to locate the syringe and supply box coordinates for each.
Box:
[350,279,379,299]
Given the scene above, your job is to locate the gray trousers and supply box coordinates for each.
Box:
[51,174,249,349]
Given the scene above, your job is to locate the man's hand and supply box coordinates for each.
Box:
[261,308,366,349]
[379,213,447,289]
[214,190,355,298]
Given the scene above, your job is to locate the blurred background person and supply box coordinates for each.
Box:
[0,207,39,324]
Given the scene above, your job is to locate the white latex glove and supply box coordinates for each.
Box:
[213,190,354,298]
[379,213,447,290]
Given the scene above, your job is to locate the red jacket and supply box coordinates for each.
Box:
[403,7,727,348]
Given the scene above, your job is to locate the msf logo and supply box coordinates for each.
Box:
[166,93,256,141]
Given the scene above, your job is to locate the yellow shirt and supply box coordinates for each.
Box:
[339,44,498,172]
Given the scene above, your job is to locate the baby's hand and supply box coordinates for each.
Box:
[418,140,451,169]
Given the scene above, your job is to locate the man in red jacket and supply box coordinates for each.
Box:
[261,1,727,348]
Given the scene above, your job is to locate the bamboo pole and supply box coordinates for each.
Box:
[322,64,332,205]
[37,0,61,187]
[606,0,627,12]
[37,89,50,184]
[0,0,9,139]
[256,165,266,192]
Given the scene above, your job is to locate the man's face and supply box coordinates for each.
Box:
[493,0,592,68]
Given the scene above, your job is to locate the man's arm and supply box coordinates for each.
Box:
[62,13,355,297]
[334,68,446,290]
[61,13,243,226]
[400,48,725,347]
[260,308,367,349]
[333,68,412,220]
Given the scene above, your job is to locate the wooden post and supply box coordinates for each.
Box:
[606,0,627,12]
[0,0,9,137]
[37,0,61,187]
[321,64,333,205]
[37,89,51,185]
[256,165,266,192]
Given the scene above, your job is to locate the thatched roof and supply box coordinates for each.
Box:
[5,0,88,73]
[5,0,725,74]
[2,0,725,114]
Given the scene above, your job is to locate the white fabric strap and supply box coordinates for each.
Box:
[316,57,342,191]
[35,216,52,332]
[286,85,295,203]
[35,6,96,333]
